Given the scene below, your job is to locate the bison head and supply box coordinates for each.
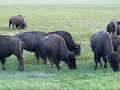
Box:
[107,52,120,72]
[65,52,77,70]
[73,44,81,55]
[21,22,27,29]
[16,22,27,29]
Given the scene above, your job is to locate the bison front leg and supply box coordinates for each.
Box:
[12,24,14,29]
[52,56,60,69]
[9,22,11,30]
[1,58,6,70]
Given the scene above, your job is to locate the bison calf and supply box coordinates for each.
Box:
[9,15,27,30]
[0,35,24,71]
[41,34,77,70]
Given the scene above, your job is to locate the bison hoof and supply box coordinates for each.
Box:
[18,68,24,71]
[3,68,6,70]
[43,62,47,65]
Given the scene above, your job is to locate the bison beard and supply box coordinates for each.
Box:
[41,34,77,70]
[0,35,24,71]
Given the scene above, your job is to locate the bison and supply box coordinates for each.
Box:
[90,31,120,71]
[0,35,24,71]
[106,20,119,35]
[41,34,77,70]
[9,15,27,30]
[15,31,48,63]
[48,31,81,56]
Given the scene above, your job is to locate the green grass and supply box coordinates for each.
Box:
[0,0,120,89]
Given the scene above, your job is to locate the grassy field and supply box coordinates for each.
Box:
[0,0,120,89]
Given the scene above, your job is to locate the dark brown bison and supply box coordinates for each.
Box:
[48,31,81,56]
[41,34,77,70]
[106,20,120,35]
[15,31,48,63]
[90,31,120,72]
[0,35,24,71]
[9,15,27,29]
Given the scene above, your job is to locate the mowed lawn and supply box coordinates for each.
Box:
[0,0,120,89]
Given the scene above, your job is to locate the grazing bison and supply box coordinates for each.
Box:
[106,20,119,35]
[41,34,77,70]
[0,35,24,71]
[48,31,81,56]
[15,31,48,63]
[9,15,27,29]
[90,31,120,71]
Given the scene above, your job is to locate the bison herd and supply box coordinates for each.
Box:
[91,19,120,72]
[0,15,120,72]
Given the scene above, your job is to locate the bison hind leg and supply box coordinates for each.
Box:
[1,58,6,70]
[14,53,24,71]
[35,52,40,64]
[94,53,101,70]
